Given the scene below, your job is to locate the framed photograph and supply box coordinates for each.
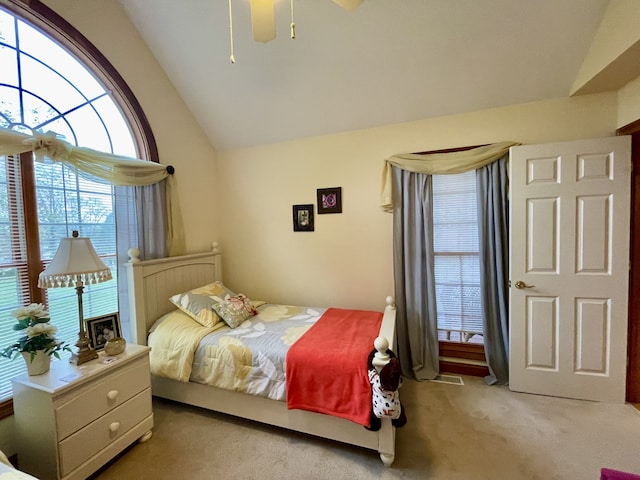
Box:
[292,204,315,232]
[85,313,121,351]
[317,187,342,214]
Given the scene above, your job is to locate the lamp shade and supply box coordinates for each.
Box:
[38,234,112,288]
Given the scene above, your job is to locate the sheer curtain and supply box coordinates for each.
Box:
[382,142,518,383]
[0,127,185,340]
[0,127,185,257]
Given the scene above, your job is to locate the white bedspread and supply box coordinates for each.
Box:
[190,304,325,400]
[149,304,325,400]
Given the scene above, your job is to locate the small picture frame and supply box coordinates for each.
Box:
[292,204,315,232]
[85,313,121,351]
[317,187,342,214]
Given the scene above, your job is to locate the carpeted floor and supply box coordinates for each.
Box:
[91,375,640,480]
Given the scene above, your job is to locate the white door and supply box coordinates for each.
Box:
[509,136,631,402]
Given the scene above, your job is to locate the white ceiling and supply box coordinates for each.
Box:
[118,0,609,151]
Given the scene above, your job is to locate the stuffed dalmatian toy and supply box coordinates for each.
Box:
[366,349,407,431]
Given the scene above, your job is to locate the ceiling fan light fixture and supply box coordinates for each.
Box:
[250,0,276,43]
[332,0,364,12]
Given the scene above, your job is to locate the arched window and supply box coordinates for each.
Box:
[0,0,156,408]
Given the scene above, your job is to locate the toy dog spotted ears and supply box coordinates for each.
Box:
[366,349,407,431]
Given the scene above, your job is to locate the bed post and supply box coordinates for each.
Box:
[373,296,396,467]
[211,241,222,282]
[372,337,391,372]
[125,248,147,346]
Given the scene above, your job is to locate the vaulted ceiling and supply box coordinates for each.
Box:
[118,0,610,151]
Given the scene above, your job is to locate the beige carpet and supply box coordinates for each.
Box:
[91,375,640,480]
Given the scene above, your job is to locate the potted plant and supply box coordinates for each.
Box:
[1,303,71,375]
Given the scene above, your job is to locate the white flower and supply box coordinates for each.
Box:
[25,323,57,338]
[13,303,49,320]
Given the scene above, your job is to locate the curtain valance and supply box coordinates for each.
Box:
[0,126,185,255]
[380,141,520,212]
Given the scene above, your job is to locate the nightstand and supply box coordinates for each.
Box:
[12,344,153,480]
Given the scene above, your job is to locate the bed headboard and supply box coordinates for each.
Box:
[124,246,222,345]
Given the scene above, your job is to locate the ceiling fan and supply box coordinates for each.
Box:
[249,0,364,43]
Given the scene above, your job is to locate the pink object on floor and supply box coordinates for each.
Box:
[601,468,640,480]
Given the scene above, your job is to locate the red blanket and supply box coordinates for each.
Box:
[285,307,382,426]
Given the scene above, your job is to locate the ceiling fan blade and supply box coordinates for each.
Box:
[250,0,276,43]
[332,0,364,12]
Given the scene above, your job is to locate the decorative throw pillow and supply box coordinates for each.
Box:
[213,294,258,329]
[169,281,236,327]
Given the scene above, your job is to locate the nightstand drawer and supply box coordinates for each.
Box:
[55,358,151,440]
[58,388,152,476]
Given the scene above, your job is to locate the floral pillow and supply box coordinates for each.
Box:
[212,294,258,329]
[169,281,236,328]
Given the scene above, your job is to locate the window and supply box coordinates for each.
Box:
[433,170,484,345]
[0,2,153,407]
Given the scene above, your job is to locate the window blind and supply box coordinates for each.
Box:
[0,155,31,399]
[432,170,484,343]
[0,157,121,401]
[36,161,119,357]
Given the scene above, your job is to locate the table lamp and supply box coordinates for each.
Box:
[38,231,113,365]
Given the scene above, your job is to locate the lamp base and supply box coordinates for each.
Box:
[70,331,99,366]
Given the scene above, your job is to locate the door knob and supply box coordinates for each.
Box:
[514,280,535,289]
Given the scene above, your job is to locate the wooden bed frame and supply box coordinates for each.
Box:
[124,245,398,466]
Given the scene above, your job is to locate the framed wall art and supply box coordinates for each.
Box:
[85,313,122,351]
[292,204,314,232]
[317,187,342,214]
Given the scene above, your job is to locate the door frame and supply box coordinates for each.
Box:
[618,119,640,403]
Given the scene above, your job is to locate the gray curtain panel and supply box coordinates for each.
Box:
[115,183,168,339]
[135,182,169,260]
[475,156,510,385]
[392,166,439,380]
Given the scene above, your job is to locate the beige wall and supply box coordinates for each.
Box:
[571,0,640,96]
[217,93,619,310]
[618,75,640,128]
[41,0,220,255]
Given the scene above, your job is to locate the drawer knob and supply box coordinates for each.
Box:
[109,422,120,433]
[107,390,119,400]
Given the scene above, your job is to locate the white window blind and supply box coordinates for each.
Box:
[432,170,484,344]
[0,155,30,399]
[36,161,119,356]
[0,157,122,401]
